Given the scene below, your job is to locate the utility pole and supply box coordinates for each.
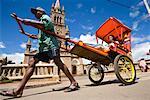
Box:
[143,0,150,15]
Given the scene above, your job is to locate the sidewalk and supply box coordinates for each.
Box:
[0,71,149,91]
[0,78,60,91]
[1,72,150,100]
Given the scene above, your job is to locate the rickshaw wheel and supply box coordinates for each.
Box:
[88,64,104,84]
[114,54,136,85]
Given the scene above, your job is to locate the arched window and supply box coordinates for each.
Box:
[60,17,62,24]
[72,59,80,66]
[57,16,59,23]
[54,16,56,23]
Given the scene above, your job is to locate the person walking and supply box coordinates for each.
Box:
[0,7,80,97]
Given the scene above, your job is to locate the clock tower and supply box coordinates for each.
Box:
[50,0,69,47]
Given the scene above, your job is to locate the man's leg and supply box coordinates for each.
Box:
[14,58,39,94]
[53,57,77,85]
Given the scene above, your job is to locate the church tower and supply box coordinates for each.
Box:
[23,38,32,64]
[50,0,84,75]
[50,0,69,47]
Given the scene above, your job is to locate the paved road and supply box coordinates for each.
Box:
[1,72,150,100]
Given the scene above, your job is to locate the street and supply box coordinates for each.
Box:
[1,71,150,100]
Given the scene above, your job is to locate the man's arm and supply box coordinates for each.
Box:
[11,14,45,30]
[12,14,66,39]
[11,13,44,37]
[22,19,66,38]
[22,19,45,29]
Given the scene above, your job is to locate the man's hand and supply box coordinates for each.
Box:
[10,13,23,22]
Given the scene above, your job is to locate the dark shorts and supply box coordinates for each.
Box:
[34,49,60,63]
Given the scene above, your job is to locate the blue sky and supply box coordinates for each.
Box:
[0,0,150,63]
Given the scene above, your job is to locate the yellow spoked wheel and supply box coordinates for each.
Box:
[114,55,136,85]
[88,64,104,84]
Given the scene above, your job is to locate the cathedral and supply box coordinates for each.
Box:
[23,0,84,75]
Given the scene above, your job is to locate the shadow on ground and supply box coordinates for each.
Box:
[1,90,54,100]
[0,86,69,100]
[85,79,138,87]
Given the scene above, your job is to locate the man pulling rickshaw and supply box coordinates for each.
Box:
[0,6,136,98]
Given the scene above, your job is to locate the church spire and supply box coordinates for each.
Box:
[27,38,31,45]
[55,0,60,9]
[52,3,54,8]
[25,38,31,54]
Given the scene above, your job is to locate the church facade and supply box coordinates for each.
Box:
[23,0,84,75]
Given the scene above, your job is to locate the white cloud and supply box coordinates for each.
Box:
[20,42,26,49]
[65,18,76,23]
[82,58,91,64]
[20,40,38,51]
[77,3,83,9]
[72,34,98,45]
[131,35,150,44]
[33,40,38,43]
[137,1,144,7]
[132,42,150,61]
[91,7,96,14]
[72,37,79,42]
[81,25,94,31]
[72,33,109,46]
[130,0,150,16]
[131,13,150,31]
[1,52,24,64]
[141,13,150,21]
[129,10,140,18]
[31,47,37,51]
[80,34,97,44]
[132,21,139,31]
[130,1,143,11]
[130,1,150,31]
[131,33,150,61]
[0,42,5,48]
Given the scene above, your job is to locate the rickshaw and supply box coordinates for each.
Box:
[70,17,136,85]
[11,13,136,85]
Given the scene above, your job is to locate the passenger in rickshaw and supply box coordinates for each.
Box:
[98,35,119,53]
[108,35,119,50]
[97,33,131,54]
[108,33,131,51]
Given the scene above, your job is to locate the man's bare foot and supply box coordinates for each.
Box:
[0,89,23,98]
